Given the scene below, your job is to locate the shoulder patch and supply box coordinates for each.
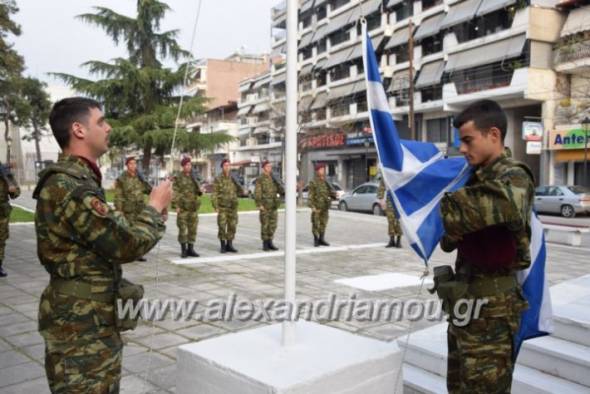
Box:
[90,197,109,216]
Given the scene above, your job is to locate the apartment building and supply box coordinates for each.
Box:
[262,0,569,189]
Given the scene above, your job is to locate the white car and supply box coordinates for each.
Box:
[338,182,383,215]
[534,185,590,217]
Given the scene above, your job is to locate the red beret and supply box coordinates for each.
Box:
[221,159,230,167]
[314,162,325,171]
[125,156,136,165]
[261,160,270,168]
[181,156,191,166]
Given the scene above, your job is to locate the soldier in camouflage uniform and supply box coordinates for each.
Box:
[34,97,171,393]
[172,156,202,258]
[377,177,402,248]
[0,162,20,277]
[438,100,533,393]
[113,156,152,261]
[308,163,336,247]
[255,160,284,251]
[212,159,242,253]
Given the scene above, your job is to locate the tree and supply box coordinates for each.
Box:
[20,77,52,163]
[52,0,233,171]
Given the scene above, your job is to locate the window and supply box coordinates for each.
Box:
[317,5,327,21]
[301,14,312,29]
[453,9,513,44]
[425,117,450,143]
[330,29,350,47]
[354,186,368,194]
[422,0,442,11]
[330,99,351,117]
[421,85,442,102]
[393,1,413,22]
[445,57,527,95]
[301,46,313,60]
[331,0,350,12]
[355,92,368,112]
[316,71,327,87]
[315,108,327,120]
[330,64,351,81]
[421,34,442,56]
[547,187,564,196]
[392,44,409,63]
[535,186,548,196]
[317,38,327,54]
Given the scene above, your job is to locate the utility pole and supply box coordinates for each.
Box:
[408,20,416,140]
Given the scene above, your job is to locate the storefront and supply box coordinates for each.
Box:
[549,127,590,187]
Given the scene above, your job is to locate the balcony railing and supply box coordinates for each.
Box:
[554,39,590,65]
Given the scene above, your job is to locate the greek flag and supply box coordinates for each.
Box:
[361,30,552,352]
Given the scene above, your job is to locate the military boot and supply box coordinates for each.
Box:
[220,240,227,254]
[268,240,279,251]
[263,240,270,251]
[395,236,402,248]
[314,235,320,247]
[226,240,238,253]
[0,263,6,278]
[386,237,396,248]
[187,244,200,257]
[319,233,330,246]
[181,243,188,258]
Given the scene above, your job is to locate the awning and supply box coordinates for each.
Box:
[414,12,445,41]
[315,58,328,71]
[299,95,315,111]
[385,26,410,50]
[253,103,270,113]
[313,24,328,42]
[271,43,286,57]
[238,128,251,136]
[253,78,270,89]
[328,80,365,101]
[301,0,313,13]
[476,0,516,17]
[311,92,328,110]
[323,46,355,69]
[300,31,314,48]
[389,69,410,91]
[445,34,526,72]
[387,0,404,7]
[349,35,384,60]
[300,62,314,76]
[415,60,444,88]
[325,7,356,36]
[361,0,383,16]
[439,0,483,30]
[253,127,270,135]
[561,5,590,37]
[272,72,286,85]
[237,106,252,116]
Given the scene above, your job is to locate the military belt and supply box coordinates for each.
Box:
[50,279,115,303]
[467,276,517,297]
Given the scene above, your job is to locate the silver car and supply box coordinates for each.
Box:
[338,182,383,215]
[534,185,590,218]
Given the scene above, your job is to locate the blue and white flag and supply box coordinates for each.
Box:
[361,28,552,351]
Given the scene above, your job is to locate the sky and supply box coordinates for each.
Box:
[12,0,280,98]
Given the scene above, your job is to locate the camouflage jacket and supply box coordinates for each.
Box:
[172,171,202,211]
[113,171,151,215]
[440,151,534,276]
[255,174,284,210]
[377,178,399,215]
[212,174,240,209]
[33,155,165,340]
[0,165,20,215]
[308,178,334,210]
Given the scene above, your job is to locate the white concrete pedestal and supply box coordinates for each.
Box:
[177,321,403,394]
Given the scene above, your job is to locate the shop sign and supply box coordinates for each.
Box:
[299,132,345,150]
[549,128,590,150]
[522,121,543,141]
[526,141,542,155]
[346,135,373,146]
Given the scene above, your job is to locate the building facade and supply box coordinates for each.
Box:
[262,0,571,190]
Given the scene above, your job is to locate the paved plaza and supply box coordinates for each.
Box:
[0,202,589,393]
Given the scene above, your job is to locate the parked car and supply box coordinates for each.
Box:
[301,182,345,202]
[534,185,590,218]
[338,182,383,215]
[247,178,257,197]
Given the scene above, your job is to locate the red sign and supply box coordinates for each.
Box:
[300,132,345,150]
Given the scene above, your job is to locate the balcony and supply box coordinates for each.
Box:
[554,39,590,74]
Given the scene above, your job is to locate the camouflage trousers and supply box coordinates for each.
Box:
[447,295,522,393]
[311,208,329,237]
[385,200,402,237]
[259,208,278,241]
[44,332,123,393]
[177,209,198,243]
[0,204,10,264]
[217,207,238,241]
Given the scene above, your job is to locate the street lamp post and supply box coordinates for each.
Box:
[364,139,370,182]
[582,117,590,187]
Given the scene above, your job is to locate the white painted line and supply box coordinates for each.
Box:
[9,222,34,226]
[335,272,433,292]
[11,203,35,213]
[170,242,388,265]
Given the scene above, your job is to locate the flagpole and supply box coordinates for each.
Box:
[282,0,298,347]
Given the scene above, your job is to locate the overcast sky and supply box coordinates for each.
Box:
[12,0,279,97]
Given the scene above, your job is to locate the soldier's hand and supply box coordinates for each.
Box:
[259,206,265,212]
[161,208,169,222]
[149,179,173,214]
[176,207,180,214]
[8,186,16,193]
